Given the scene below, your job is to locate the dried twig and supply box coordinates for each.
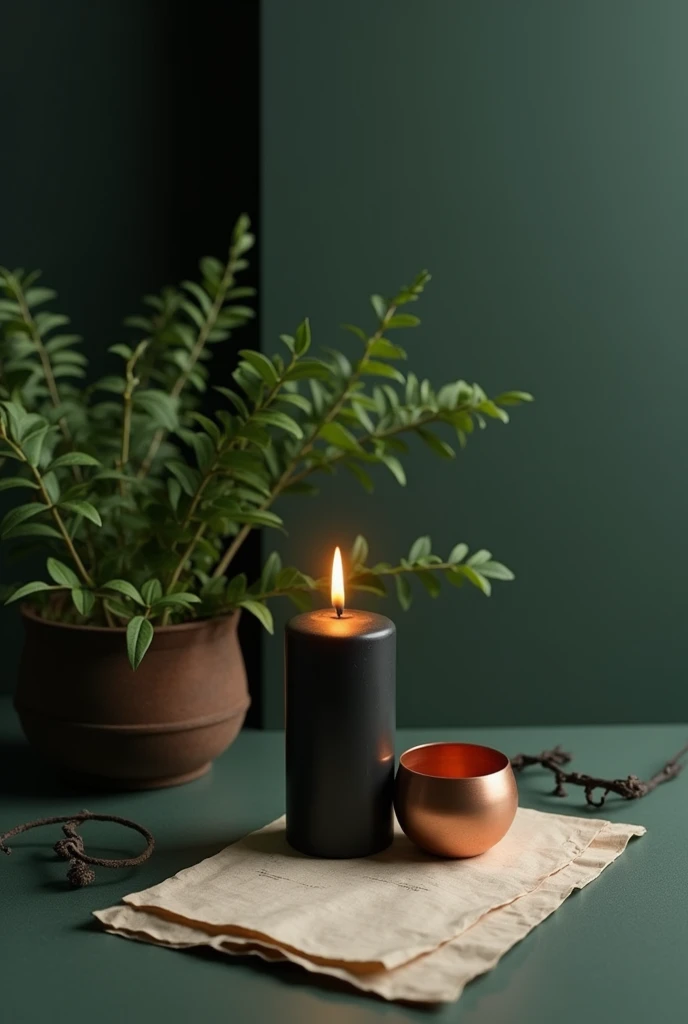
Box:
[511,743,688,808]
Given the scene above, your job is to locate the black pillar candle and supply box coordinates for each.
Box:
[285,606,396,858]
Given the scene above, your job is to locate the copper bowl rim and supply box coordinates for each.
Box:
[398,741,511,781]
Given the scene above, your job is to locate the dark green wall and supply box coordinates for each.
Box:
[262,0,688,726]
[0,2,261,700]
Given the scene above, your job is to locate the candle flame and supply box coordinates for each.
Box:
[331,546,345,617]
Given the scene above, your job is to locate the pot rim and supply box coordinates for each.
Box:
[19,602,239,635]
[398,741,511,781]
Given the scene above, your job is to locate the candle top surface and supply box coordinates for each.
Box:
[287,607,395,640]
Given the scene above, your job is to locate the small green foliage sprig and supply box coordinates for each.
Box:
[0,216,532,668]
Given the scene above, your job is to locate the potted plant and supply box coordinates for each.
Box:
[0,216,532,788]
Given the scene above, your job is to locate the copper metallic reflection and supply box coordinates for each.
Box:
[394,742,518,858]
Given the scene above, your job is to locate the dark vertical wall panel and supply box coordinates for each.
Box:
[262,0,688,726]
[0,1,262,716]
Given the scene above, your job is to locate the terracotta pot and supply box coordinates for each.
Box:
[14,606,250,789]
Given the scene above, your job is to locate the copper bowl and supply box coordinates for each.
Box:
[394,742,518,858]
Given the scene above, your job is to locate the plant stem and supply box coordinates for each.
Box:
[0,429,94,586]
[284,408,459,489]
[10,280,72,443]
[211,304,398,580]
[162,358,298,608]
[136,250,243,479]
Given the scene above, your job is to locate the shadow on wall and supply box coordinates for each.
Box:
[0,2,262,710]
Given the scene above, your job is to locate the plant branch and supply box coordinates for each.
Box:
[0,427,93,586]
[511,743,688,807]
[8,279,72,443]
[137,247,246,479]
[284,407,462,489]
[162,355,298,609]
[211,304,398,580]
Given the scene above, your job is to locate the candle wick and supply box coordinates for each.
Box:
[335,605,343,618]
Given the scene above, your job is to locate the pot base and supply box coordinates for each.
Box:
[16,608,250,791]
[88,762,213,791]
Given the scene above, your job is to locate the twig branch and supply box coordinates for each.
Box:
[511,743,688,808]
[137,241,247,480]
[0,426,93,586]
[211,302,398,581]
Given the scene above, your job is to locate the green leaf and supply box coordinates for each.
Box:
[370,294,387,320]
[414,569,441,597]
[71,588,95,616]
[40,471,59,504]
[286,590,313,612]
[234,509,284,530]
[445,568,465,589]
[386,313,420,328]
[417,428,455,459]
[253,410,303,438]
[167,461,199,497]
[285,359,332,381]
[22,425,49,467]
[44,334,82,354]
[466,549,491,567]
[394,574,412,610]
[359,360,405,384]
[108,343,133,359]
[409,536,432,562]
[459,565,492,596]
[2,522,61,540]
[478,400,509,423]
[478,561,515,581]
[342,323,368,342]
[5,581,57,604]
[260,551,282,592]
[126,616,154,670]
[226,573,247,603]
[0,476,38,492]
[238,350,279,385]
[294,318,311,356]
[318,422,363,452]
[134,390,179,431]
[380,454,406,486]
[188,412,221,444]
[60,500,102,526]
[238,598,274,633]
[24,287,57,308]
[214,386,249,417]
[367,338,407,360]
[49,451,100,470]
[151,593,201,611]
[448,543,469,564]
[494,390,534,406]
[102,580,145,605]
[186,431,215,472]
[94,375,126,395]
[46,558,80,587]
[276,392,312,413]
[167,477,182,513]
[351,534,369,566]
[141,579,163,606]
[345,461,374,493]
[200,256,224,282]
[349,573,387,597]
[0,503,46,538]
[182,280,213,315]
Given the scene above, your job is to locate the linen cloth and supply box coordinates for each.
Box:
[95,808,644,1003]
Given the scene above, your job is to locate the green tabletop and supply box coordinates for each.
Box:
[1,696,686,1023]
